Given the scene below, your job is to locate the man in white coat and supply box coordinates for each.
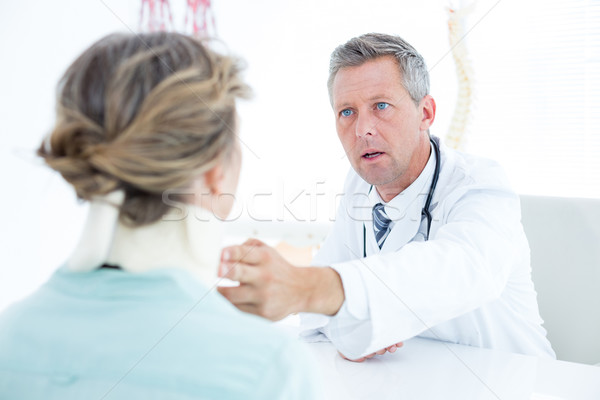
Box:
[218,33,555,361]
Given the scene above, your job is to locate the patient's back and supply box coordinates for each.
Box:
[0,267,319,399]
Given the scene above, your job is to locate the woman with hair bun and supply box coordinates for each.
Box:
[0,32,321,399]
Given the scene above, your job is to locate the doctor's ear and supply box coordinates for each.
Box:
[419,95,436,131]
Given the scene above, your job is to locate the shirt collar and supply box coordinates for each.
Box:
[367,140,436,222]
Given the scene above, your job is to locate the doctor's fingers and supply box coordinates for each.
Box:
[217,284,259,305]
[338,352,367,362]
[219,262,261,284]
[242,238,266,247]
[221,244,266,266]
[387,342,404,353]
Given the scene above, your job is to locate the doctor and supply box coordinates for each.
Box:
[218,33,555,361]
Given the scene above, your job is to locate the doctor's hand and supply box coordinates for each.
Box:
[217,239,345,321]
[339,342,404,362]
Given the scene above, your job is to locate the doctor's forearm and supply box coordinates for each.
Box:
[297,267,345,316]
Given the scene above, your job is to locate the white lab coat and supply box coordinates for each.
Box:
[302,137,555,360]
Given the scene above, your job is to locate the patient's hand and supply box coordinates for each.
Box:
[339,342,404,362]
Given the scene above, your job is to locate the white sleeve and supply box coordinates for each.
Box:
[318,183,524,360]
[300,187,372,344]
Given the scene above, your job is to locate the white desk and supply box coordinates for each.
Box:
[303,337,600,400]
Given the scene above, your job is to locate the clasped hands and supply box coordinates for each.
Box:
[217,238,403,362]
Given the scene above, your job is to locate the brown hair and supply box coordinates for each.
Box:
[38,32,250,226]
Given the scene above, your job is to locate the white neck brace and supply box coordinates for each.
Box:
[66,191,223,288]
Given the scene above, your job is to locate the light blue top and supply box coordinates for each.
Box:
[0,266,321,399]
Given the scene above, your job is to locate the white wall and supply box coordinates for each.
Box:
[0,0,456,311]
[0,0,138,311]
[1,0,597,311]
[215,0,456,223]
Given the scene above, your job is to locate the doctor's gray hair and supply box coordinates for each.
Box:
[327,33,429,105]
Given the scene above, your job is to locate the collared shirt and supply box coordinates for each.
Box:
[365,140,436,251]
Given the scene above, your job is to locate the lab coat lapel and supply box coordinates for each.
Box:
[365,220,380,257]
[380,199,424,254]
[355,190,380,257]
[363,194,424,256]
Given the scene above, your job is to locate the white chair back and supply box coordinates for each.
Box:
[520,195,600,364]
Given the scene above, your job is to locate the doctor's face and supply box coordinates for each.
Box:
[332,56,435,198]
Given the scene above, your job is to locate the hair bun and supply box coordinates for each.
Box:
[39,32,250,227]
[39,109,120,199]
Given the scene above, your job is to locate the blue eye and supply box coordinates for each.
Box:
[376,102,389,110]
[341,109,353,117]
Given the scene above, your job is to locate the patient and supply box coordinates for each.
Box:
[0,32,320,399]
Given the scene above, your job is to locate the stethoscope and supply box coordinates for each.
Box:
[363,136,441,257]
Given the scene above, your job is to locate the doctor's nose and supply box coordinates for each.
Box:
[355,113,378,138]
